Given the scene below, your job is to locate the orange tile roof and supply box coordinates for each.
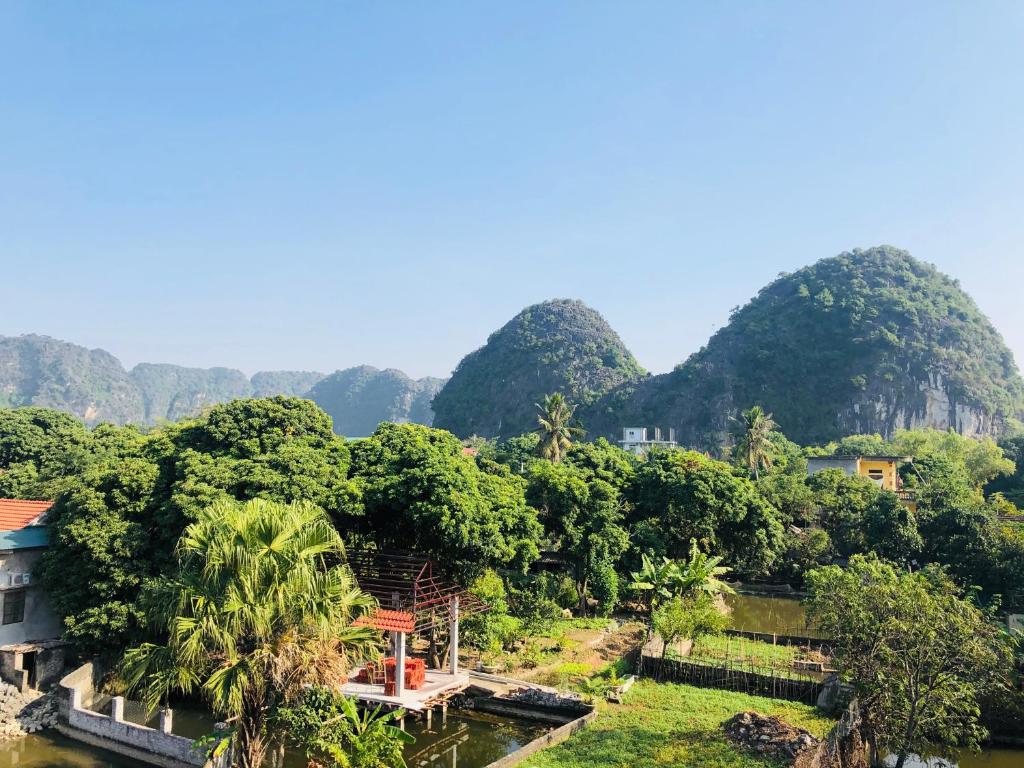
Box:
[0,499,54,531]
[353,609,415,634]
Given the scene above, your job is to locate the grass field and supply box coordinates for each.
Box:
[521,679,835,768]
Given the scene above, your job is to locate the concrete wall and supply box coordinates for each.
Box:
[59,661,221,768]
[0,548,61,645]
[0,642,66,691]
[483,709,598,768]
[858,459,898,490]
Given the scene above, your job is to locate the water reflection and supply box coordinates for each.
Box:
[724,593,824,638]
[0,731,143,768]
[80,698,546,768]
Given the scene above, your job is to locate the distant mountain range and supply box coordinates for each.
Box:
[0,336,443,436]
[4,246,1022,447]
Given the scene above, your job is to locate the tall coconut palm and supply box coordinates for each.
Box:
[534,393,584,463]
[736,405,778,480]
[122,498,378,768]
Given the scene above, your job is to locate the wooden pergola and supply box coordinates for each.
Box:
[347,551,488,698]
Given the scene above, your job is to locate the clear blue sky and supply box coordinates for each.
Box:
[2,2,1022,379]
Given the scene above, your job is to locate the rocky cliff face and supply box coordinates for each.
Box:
[306,366,446,437]
[837,372,1004,440]
[583,247,1024,449]
[0,335,441,433]
[0,335,144,425]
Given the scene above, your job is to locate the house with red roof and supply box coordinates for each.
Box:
[0,499,63,688]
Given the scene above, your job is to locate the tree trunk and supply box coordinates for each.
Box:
[236,706,267,768]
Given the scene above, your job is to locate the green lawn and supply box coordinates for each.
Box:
[521,679,835,768]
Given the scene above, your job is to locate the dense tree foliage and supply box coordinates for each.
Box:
[350,422,541,581]
[987,434,1024,506]
[432,299,645,440]
[628,450,784,577]
[526,462,628,615]
[807,556,1010,768]
[37,398,362,655]
[122,498,377,768]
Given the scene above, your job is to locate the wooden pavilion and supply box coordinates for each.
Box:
[343,551,488,711]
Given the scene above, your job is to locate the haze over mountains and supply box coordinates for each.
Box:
[0,336,443,436]
[3,246,1022,447]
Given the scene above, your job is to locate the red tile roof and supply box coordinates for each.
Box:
[0,499,54,531]
[353,609,415,634]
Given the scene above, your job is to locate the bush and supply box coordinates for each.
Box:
[536,572,580,610]
[589,561,619,617]
[508,582,563,635]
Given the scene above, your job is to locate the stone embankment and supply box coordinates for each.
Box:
[0,683,60,739]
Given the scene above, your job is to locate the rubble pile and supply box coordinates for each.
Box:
[0,684,59,740]
[723,711,818,761]
[507,687,586,708]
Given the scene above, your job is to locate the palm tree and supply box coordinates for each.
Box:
[736,405,778,480]
[534,393,584,463]
[122,498,378,768]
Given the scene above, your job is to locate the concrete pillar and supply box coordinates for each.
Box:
[395,631,406,697]
[159,708,174,734]
[110,696,125,722]
[449,596,459,676]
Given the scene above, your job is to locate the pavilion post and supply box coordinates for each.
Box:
[395,630,407,697]
[449,595,459,676]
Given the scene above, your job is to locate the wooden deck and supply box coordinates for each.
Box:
[339,669,471,712]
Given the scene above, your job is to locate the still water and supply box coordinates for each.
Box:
[0,723,1018,768]
[82,698,546,768]
[724,592,824,638]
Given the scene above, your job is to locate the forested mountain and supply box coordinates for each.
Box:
[250,370,325,398]
[0,334,144,424]
[431,299,646,440]
[132,363,254,423]
[0,336,435,433]
[4,247,1022,446]
[306,366,446,437]
[582,246,1024,448]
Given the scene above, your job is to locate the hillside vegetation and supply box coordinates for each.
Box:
[432,299,646,440]
[584,246,1024,447]
[0,336,437,433]
[305,366,445,437]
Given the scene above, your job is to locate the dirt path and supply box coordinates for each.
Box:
[515,620,645,684]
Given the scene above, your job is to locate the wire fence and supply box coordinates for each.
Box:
[640,654,825,705]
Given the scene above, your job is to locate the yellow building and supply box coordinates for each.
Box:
[806,455,916,511]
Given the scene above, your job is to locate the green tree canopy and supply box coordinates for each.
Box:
[806,556,1010,768]
[526,462,629,614]
[627,450,784,577]
[350,422,541,581]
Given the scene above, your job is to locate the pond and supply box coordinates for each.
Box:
[724,592,824,638]
[162,705,545,768]
[0,730,142,768]
[88,697,547,768]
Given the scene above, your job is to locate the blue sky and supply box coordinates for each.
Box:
[2,2,1022,379]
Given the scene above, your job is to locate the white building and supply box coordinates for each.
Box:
[619,427,677,455]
